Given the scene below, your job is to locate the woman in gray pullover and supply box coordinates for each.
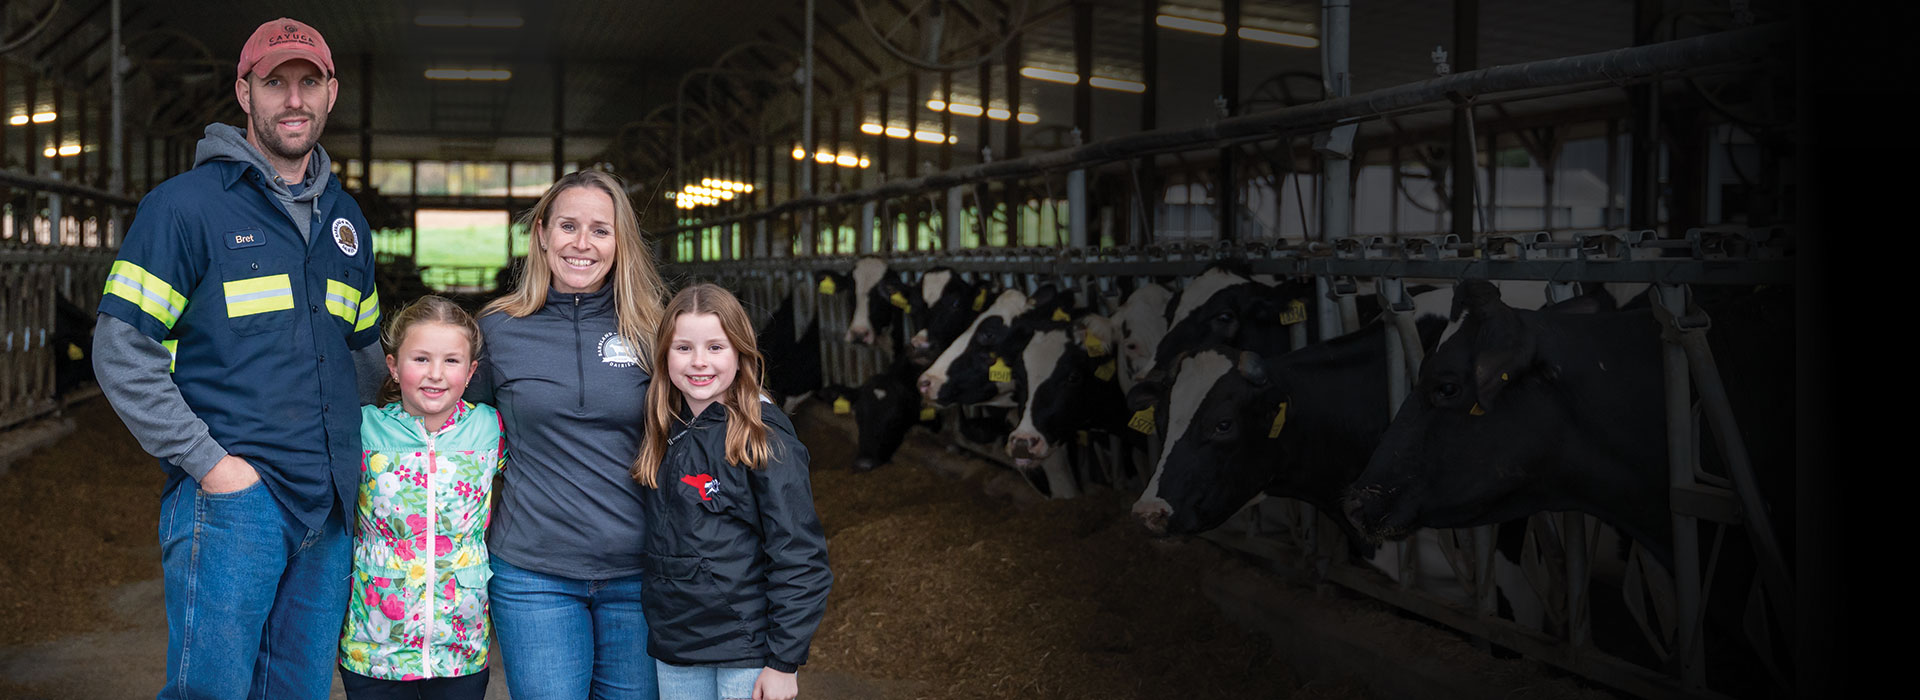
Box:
[466,171,669,699]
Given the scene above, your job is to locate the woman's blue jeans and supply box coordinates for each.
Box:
[488,557,657,699]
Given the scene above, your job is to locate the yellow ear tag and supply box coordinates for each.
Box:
[1500,372,1509,381]
[1128,406,1156,435]
[1469,403,1485,416]
[67,342,84,361]
[1094,360,1117,382]
[818,278,837,295]
[1278,299,1308,325]
[988,356,1013,383]
[1076,430,1089,446]
[832,397,852,414]
[1051,307,1070,322]
[973,289,988,311]
[1268,402,1289,438]
[919,406,937,421]
[890,291,911,311]
[1084,333,1107,357]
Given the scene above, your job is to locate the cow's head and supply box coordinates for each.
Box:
[918,288,1027,404]
[841,256,904,346]
[1131,348,1287,536]
[906,268,985,365]
[937,285,1073,407]
[816,370,934,472]
[1150,272,1312,376]
[1343,281,1558,541]
[1006,323,1125,470]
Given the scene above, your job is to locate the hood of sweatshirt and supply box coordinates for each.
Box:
[193,123,333,201]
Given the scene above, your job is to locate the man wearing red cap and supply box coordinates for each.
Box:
[94,17,385,699]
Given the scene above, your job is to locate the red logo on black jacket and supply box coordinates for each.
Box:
[680,473,718,501]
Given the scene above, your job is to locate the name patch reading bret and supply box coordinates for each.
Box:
[226,228,265,249]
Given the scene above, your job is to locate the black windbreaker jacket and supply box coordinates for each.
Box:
[640,400,832,672]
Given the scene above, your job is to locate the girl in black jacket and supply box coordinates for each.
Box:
[632,284,832,700]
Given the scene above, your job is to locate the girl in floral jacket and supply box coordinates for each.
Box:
[339,295,504,699]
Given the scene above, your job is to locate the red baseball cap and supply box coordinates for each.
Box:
[237,18,334,79]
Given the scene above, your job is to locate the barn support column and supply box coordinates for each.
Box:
[799,0,816,257]
[109,0,126,245]
[1068,168,1087,248]
[1449,0,1479,239]
[859,200,876,255]
[1316,0,1353,342]
[552,61,566,179]
[946,186,964,251]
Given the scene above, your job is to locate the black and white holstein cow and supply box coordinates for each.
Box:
[814,266,993,472]
[1000,314,1134,498]
[917,288,1030,405]
[757,290,823,414]
[1342,281,1793,571]
[1109,284,1173,395]
[929,285,1078,409]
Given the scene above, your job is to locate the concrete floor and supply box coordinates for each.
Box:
[0,577,913,699]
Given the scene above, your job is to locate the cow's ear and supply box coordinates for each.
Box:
[1462,284,1535,409]
[1029,283,1060,309]
[815,385,856,403]
[1236,351,1269,387]
[1125,375,1162,411]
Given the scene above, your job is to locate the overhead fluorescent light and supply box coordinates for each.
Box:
[1088,76,1147,93]
[1158,13,1319,47]
[927,99,947,111]
[32,111,56,123]
[860,123,884,135]
[948,103,984,117]
[1016,113,1039,124]
[8,116,27,125]
[1156,14,1226,36]
[924,99,1039,123]
[1240,27,1318,47]
[1019,67,1079,85]
[43,144,81,157]
[885,126,910,138]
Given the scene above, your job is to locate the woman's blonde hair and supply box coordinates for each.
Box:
[378,295,482,406]
[632,284,772,487]
[481,170,667,366]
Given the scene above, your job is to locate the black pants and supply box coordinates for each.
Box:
[339,666,490,700]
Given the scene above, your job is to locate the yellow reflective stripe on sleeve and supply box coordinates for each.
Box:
[162,339,178,373]
[324,279,360,325]
[104,260,188,329]
[354,288,380,332]
[223,274,295,317]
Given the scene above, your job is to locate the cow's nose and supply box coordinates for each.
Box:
[853,457,880,473]
[1340,493,1373,536]
[1131,501,1171,535]
[918,375,942,400]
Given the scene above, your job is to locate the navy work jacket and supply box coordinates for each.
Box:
[99,158,381,530]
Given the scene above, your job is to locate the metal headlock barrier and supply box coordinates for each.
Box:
[668,228,1797,700]
[1,169,132,430]
[657,23,1799,699]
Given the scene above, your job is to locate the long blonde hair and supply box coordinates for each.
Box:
[632,284,772,487]
[377,295,482,406]
[482,170,667,366]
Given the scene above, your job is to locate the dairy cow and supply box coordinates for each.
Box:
[930,286,1076,408]
[917,288,1028,405]
[757,291,823,413]
[1342,281,1792,570]
[1000,317,1133,497]
[1110,284,1173,395]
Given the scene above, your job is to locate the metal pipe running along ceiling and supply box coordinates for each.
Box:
[656,24,1788,237]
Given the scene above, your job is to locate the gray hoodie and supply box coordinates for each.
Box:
[94,124,382,483]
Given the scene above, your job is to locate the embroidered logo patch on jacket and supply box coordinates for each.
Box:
[680,473,718,501]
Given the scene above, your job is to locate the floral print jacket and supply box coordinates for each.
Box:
[340,401,504,680]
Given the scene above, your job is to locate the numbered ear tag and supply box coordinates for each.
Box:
[1094,360,1117,382]
[890,291,911,311]
[1128,406,1156,434]
[919,406,937,421]
[1268,402,1289,438]
[1084,333,1107,357]
[1278,299,1308,325]
[67,343,85,361]
[988,356,1013,383]
[1051,307,1070,322]
[973,289,988,311]
[1469,403,1485,416]
[832,397,852,414]
[818,278,837,295]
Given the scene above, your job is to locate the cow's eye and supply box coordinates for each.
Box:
[1433,382,1461,401]
[1213,419,1233,435]
[1213,311,1234,325]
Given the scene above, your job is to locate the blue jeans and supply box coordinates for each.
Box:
[157,477,351,700]
[655,663,759,700]
[489,558,657,700]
